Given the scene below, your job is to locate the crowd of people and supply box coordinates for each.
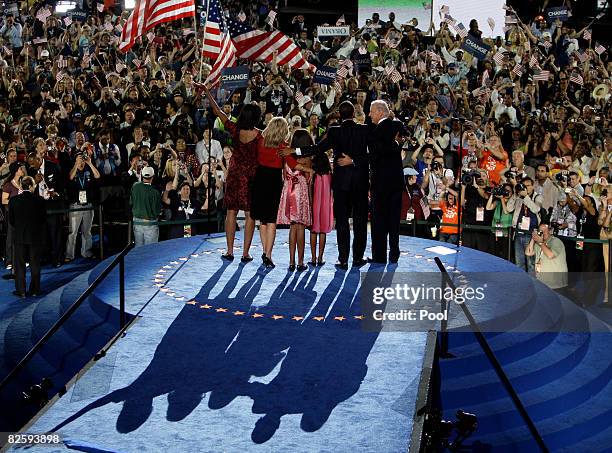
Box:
[0,0,609,299]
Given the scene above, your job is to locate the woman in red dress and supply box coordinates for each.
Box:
[200,85,261,262]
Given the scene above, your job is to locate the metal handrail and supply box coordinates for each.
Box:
[0,240,135,394]
[433,257,549,453]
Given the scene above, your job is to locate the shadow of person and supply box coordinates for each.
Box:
[50,260,265,433]
[207,267,321,411]
[247,267,392,444]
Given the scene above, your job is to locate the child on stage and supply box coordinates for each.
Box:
[309,150,333,266]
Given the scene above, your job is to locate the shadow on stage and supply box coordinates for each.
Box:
[51,261,393,444]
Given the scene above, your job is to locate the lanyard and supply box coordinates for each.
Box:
[77,172,86,189]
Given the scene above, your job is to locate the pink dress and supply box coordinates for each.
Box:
[277,163,312,226]
[311,174,334,233]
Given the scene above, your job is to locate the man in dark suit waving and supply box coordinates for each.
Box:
[281,101,370,269]
[368,100,405,264]
[9,176,47,297]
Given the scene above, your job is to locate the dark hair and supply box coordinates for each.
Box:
[21,176,35,191]
[536,163,549,172]
[7,162,23,181]
[312,152,331,176]
[290,129,313,149]
[236,104,262,131]
[338,101,355,120]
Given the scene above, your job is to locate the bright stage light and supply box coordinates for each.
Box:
[125,0,136,10]
[55,1,76,13]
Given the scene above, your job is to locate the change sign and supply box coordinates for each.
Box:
[317,26,350,37]
[461,34,491,61]
[545,6,569,22]
[221,66,250,91]
[313,65,337,85]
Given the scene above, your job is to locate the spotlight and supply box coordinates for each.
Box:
[55,1,76,13]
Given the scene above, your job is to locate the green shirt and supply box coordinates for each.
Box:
[130,182,161,220]
[492,202,513,237]
[535,236,568,289]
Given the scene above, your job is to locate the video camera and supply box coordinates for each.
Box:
[461,169,482,186]
[492,186,510,198]
[555,170,569,183]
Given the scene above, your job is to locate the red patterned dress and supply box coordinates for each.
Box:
[277,161,312,226]
[223,121,260,212]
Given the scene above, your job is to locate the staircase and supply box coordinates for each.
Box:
[439,276,612,452]
[0,270,132,433]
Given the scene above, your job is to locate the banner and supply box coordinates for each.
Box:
[313,66,338,85]
[220,66,250,91]
[545,6,569,22]
[70,9,88,22]
[3,2,18,15]
[461,34,491,60]
[317,26,350,37]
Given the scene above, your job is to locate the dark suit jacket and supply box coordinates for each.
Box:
[8,191,47,245]
[301,119,370,192]
[368,117,405,194]
[28,160,64,210]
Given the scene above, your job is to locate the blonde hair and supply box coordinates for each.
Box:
[262,117,289,147]
[163,159,176,179]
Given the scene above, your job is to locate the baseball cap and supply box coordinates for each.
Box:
[141,167,155,178]
[448,62,457,69]
[40,50,50,58]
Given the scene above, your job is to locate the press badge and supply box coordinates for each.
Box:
[185,208,194,215]
[495,222,503,238]
[476,207,485,222]
[184,225,192,237]
[576,235,584,251]
[406,208,415,222]
[520,216,530,231]
[79,190,88,204]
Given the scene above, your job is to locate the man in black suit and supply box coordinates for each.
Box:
[280,101,370,269]
[27,152,64,267]
[368,100,405,264]
[9,176,47,298]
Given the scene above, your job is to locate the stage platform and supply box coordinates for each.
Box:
[8,231,611,452]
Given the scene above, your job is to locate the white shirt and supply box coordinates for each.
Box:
[196,138,223,164]
[490,89,519,127]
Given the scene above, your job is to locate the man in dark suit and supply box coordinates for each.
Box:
[9,176,47,298]
[368,100,405,264]
[27,152,64,267]
[281,101,370,269]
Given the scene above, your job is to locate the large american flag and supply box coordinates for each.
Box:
[202,0,237,86]
[119,0,195,52]
[202,0,311,85]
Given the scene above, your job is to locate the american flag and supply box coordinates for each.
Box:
[2,46,11,56]
[481,69,490,87]
[116,62,126,73]
[132,58,141,67]
[493,49,505,66]
[400,59,408,73]
[337,65,348,78]
[512,63,523,77]
[146,32,155,41]
[574,50,588,63]
[410,47,418,60]
[119,0,195,52]
[63,16,72,26]
[343,59,353,69]
[58,55,68,67]
[224,13,312,70]
[36,8,51,23]
[443,14,456,26]
[56,71,65,82]
[266,10,277,26]
[533,69,551,81]
[202,0,237,86]
[104,22,114,31]
[529,54,539,68]
[390,69,402,83]
[295,92,305,105]
[440,5,449,14]
[237,11,246,22]
[541,40,552,49]
[417,59,426,71]
[569,73,584,86]
[594,42,607,55]
[452,22,468,39]
[384,65,394,76]
[487,17,495,31]
[583,29,592,41]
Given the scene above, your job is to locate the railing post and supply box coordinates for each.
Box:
[608,239,612,305]
[98,205,104,260]
[127,220,133,246]
[119,256,126,329]
[507,226,513,262]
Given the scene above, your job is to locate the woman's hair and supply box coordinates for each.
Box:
[290,128,313,149]
[312,151,331,176]
[236,103,261,131]
[7,162,22,181]
[263,117,289,147]
[163,158,175,178]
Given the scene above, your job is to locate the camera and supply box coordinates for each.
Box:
[504,170,517,180]
[515,182,526,194]
[431,161,443,171]
[461,170,481,186]
[536,230,544,237]
[555,171,568,183]
[492,186,509,197]
[545,123,558,133]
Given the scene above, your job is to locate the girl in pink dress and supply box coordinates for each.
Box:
[309,150,334,266]
[277,129,314,271]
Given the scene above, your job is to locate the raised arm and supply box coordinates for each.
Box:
[195,83,228,125]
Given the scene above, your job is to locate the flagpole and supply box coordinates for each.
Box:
[198,0,211,83]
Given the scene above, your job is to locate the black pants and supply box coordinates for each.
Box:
[333,188,368,264]
[462,230,491,254]
[371,190,402,263]
[14,243,42,295]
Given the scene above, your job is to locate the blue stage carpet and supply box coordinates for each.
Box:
[17,232,528,453]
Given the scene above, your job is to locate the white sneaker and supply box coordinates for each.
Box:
[5,264,12,270]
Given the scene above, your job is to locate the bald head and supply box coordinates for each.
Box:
[369,100,390,124]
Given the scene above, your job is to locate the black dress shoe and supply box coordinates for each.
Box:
[296,264,308,272]
[352,258,368,267]
[389,258,399,264]
[12,291,25,298]
[367,257,386,264]
[263,256,276,269]
[241,255,253,263]
[317,260,325,266]
[335,262,348,270]
[221,253,235,261]
[29,291,44,297]
[3,274,15,280]
[288,264,296,272]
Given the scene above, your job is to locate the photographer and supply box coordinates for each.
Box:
[535,164,560,212]
[525,221,568,290]
[507,177,543,272]
[65,153,100,262]
[438,190,460,245]
[410,143,436,185]
[460,167,491,252]
[486,183,514,260]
